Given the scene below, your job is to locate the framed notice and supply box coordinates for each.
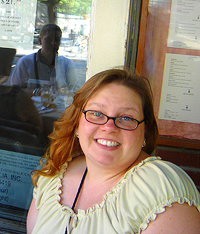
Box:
[159,53,200,124]
[167,0,200,50]
[136,0,200,144]
[0,0,37,50]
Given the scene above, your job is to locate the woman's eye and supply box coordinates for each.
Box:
[92,111,103,117]
[120,116,133,121]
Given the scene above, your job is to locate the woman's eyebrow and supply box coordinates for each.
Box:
[86,102,107,108]
[86,103,140,113]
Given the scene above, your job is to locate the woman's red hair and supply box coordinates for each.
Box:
[31,69,159,185]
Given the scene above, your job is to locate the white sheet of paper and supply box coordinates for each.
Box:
[0,149,40,209]
[159,53,200,124]
[168,0,200,50]
[0,0,37,50]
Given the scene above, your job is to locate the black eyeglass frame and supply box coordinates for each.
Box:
[82,110,145,131]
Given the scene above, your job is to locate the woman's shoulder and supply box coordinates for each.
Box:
[126,156,199,196]
[142,157,197,189]
[128,156,193,181]
[34,155,86,201]
[62,154,86,175]
[120,156,200,211]
[33,170,64,204]
[112,157,200,233]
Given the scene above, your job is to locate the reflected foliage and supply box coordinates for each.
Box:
[58,0,92,16]
[38,0,92,23]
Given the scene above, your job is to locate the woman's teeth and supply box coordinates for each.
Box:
[97,139,119,147]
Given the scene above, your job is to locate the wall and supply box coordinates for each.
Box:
[86,0,130,80]
[155,145,200,192]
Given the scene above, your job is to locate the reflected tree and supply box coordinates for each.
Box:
[38,0,61,23]
[38,0,92,24]
[58,0,92,16]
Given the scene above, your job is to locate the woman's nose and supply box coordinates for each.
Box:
[100,119,119,132]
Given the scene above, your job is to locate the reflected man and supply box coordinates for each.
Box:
[10,24,79,95]
[0,47,43,129]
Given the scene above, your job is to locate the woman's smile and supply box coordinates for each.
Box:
[96,139,120,147]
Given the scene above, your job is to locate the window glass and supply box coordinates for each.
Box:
[4,0,92,89]
[0,1,91,232]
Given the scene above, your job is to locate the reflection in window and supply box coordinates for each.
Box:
[0,1,91,232]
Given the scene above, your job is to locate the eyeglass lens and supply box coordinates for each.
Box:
[83,110,143,130]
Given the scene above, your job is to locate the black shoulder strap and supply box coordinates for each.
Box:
[71,167,87,210]
[34,52,40,88]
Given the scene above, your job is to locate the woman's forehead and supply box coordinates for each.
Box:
[85,83,143,111]
[89,83,140,99]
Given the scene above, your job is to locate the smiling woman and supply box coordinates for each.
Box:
[77,82,146,171]
[27,69,200,234]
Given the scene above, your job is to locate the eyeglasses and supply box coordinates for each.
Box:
[83,110,145,131]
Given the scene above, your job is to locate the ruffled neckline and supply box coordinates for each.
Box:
[57,156,161,216]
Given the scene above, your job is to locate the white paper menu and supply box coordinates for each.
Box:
[168,0,200,50]
[159,53,200,124]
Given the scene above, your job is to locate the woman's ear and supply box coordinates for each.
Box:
[76,131,79,138]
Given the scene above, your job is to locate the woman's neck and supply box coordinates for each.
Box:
[85,151,148,184]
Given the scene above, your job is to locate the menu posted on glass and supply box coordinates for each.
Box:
[168,0,200,50]
[159,53,200,124]
[0,0,37,50]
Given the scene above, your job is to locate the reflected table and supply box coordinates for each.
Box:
[41,110,62,137]
[32,96,64,141]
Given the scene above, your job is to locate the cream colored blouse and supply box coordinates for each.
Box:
[32,157,200,234]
